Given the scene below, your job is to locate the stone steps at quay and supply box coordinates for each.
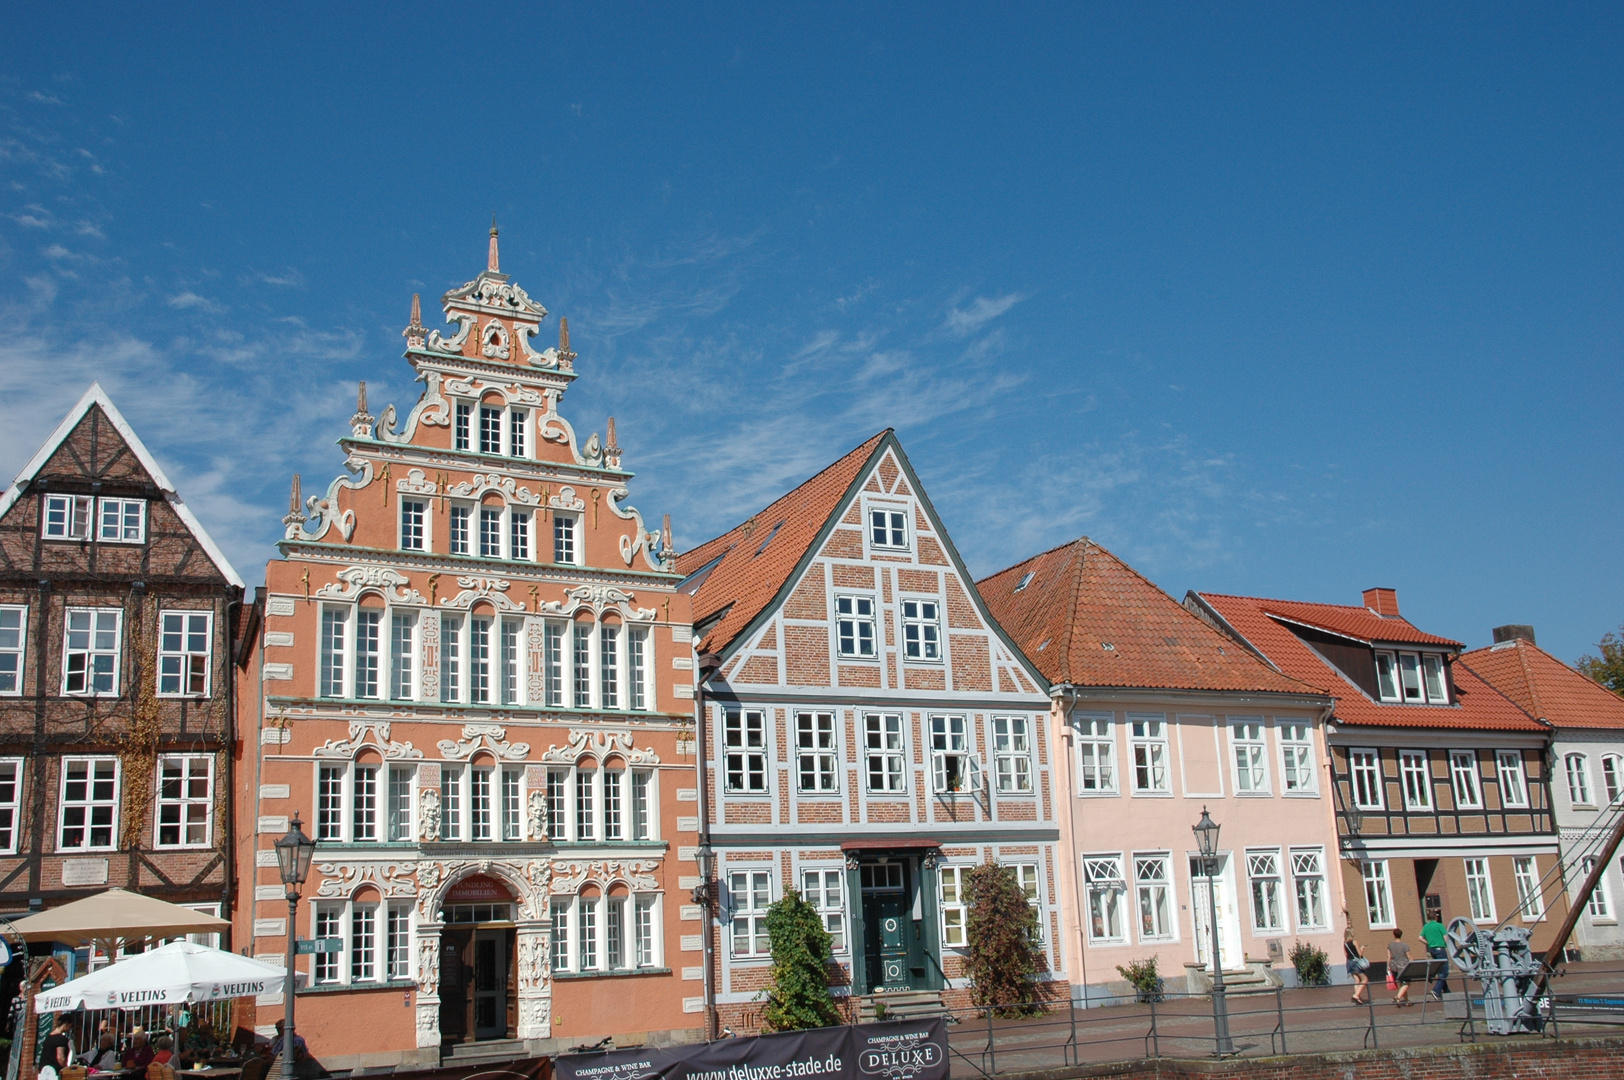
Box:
[1214,968,1277,995]
[859,990,949,1021]
[440,1038,530,1065]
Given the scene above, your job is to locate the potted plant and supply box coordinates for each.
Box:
[1116,957,1164,1003]
[1289,940,1331,987]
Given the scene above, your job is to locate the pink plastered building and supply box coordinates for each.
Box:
[980,539,1344,1001]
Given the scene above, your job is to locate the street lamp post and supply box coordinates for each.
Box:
[274,814,318,1080]
[1192,807,1234,1057]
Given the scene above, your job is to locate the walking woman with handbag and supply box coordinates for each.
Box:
[1345,929,1371,1004]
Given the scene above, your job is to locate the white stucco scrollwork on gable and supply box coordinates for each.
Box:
[548,485,587,512]
[481,320,511,360]
[314,566,427,606]
[425,311,475,355]
[540,728,659,766]
[438,575,524,611]
[313,861,419,899]
[286,455,373,542]
[312,720,424,760]
[444,473,541,506]
[438,723,530,761]
[536,583,657,622]
[549,858,662,894]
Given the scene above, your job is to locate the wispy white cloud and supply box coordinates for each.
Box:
[167,291,225,313]
[943,292,1025,337]
[242,267,306,288]
[26,91,64,106]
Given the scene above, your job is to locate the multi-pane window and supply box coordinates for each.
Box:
[386,905,412,979]
[1362,860,1394,928]
[1246,850,1285,932]
[544,622,566,707]
[1583,856,1613,920]
[510,511,530,561]
[454,402,473,452]
[600,625,620,709]
[867,713,906,792]
[157,611,211,697]
[509,409,528,458]
[993,717,1032,793]
[387,766,413,842]
[1497,751,1529,808]
[724,710,767,792]
[572,625,591,706]
[59,758,118,850]
[1231,720,1267,793]
[42,494,93,540]
[434,764,527,843]
[939,867,967,947]
[581,899,603,970]
[1567,754,1593,805]
[1134,854,1173,940]
[553,514,578,565]
[1464,858,1495,922]
[313,906,342,984]
[835,596,877,658]
[155,756,211,848]
[0,760,20,853]
[1513,856,1544,919]
[801,869,847,951]
[575,769,597,841]
[1129,717,1169,793]
[1450,751,1482,809]
[1279,722,1315,791]
[449,505,471,555]
[353,765,379,841]
[470,767,494,842]
[635,896,657,967]
[502,768,522,841]
[500,619,521,706]
[631,771,652,840]
[1011,864,1043,943]
[1605,756,1624,805]
[901,600,940,661]
[440,615,462,703]
[63,608,121,696]
[354,609,381,699]
[546,771,568,840]
[1076,716,1116,793]
[1084,855,1127,943]
[479,405,503,455]
[97,498,146,543]
[351,905,377,982]
[628,628,648,710]
[551,900,571,970]
[469,617,493,704]
[796,712,837,792]
[1349,749,1383,809]
[1400,750,1432,810]
[550,895,658,972]
[929,715,973,794]
[317,765,345,841]
[0,606,24,695]
[479,508,503,558]
[400,499,426,551]
[321,610,349,699]
[606,896,625,969]
[1290,849,1327,930]
[390,614,415,701]
[869,509,908,549]
[439,765,462,841]
[729,871,772,957]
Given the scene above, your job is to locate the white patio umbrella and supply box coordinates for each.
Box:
[34,940,285,1013]
[9,888,230,954]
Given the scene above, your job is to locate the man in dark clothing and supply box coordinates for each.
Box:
[37,1016,73,1074]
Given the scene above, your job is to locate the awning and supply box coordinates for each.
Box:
[839,838,944,852]
[35,941,284,1013]
[9,888,229,948]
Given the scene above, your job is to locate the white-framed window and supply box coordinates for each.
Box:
[469,616,493,704]
[479,507,502,558]
[42,494,93,540]
[386,903,412,979]
[1083,854,1127,944]
[313,905,343,984]
[599,624,620,709]
[351,903,378,982]
[939,866,967,947]
[157,610,211,697]
[628,627,649,710]
[355,764,381,841]
[400,498,426,552]
[387,766,413,842]
[728,870,772,958]
[498,618,522,706]
[1133,854,1174,941]
[795,712,837,792]
[551,900,571,970]
[510,510,531,561]
[0,606,24,696]
[62,608,121,696]
[573,624,591,706]
[546,893,658,973]
[1246,850,1285,933]
[993,717,1032,793]
[1011,863,1044,943]
[1450,751,1482,809]
[1421,655,1449,703]
[1374,651,1400,702]
[319,607,348,698]
[1290,848,1327,930]
[317,764,345,841]
[929,715,974,794]
[869,508,908,550]
[868,714,907,792]
[1606,756,1624,806]
[318,762,417,844]
[354,608,382,699]
[1231,719,1268,794]
[436,763,527,843]
[1075,715,1117,793]
[454,402,473,452]
[449,505,471,556]
[1497,751,1529,808]
[1129,716,1169,793]
[1349,749,1384,810]
[1278,722,1315,792]
[479,405,503,455]
[1464,858,1495,922]
[155,755,211,848]
[1400,750,1432,811]
[835,596,877,658]
[532,765,654,844]
[59,757,118,851]
[1567,753,1593,805]
[96,497,146,543]
[1513,856,1545,920]
[723,710,767,793]
[390,613,416,701]
[553,514,578,565]
[0,759,21,854]
[901,599,940,661]
[1362,860,1394,928]
[1583,856,1614,921]
[1399,652,1426,702]
[509,409,528,459]
[801,868,847,952]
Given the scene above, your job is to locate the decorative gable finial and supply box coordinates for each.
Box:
[351,381,375,439]
[282,474,306,527]
[488,214,500,273]
[605,417,621,469]
[558,316,575,371]
[404,293,425,346]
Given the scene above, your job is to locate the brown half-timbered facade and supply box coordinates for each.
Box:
[0,385,244,939]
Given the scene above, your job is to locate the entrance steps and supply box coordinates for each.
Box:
[859,990,949,1022]
[1215,968,1277,995]
[441,1038,530,1066]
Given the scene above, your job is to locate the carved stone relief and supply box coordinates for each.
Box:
[541,728,660,766]
[313,861,419,899]
[314,566,427,606]
[438,723,530,761]
[444,473,540,506]
[536,583,656,622]
[312,720,423,760]
[438,576,524,611]
[527,789,548,842]
[549,858,662,894]
[481,320,511,360]
[418,788,441,842]
[286,456,373,542]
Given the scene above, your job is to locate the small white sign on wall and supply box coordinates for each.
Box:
[61,858,109,887]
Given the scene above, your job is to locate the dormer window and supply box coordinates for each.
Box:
[1375,650,1449,704]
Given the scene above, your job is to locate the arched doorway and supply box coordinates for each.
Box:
[439,874,517,1044]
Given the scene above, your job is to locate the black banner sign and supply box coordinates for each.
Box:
[555,1019,949,1080]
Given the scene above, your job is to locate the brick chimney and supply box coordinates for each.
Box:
[1362,588,1400,617]
[1493,624,1536,645]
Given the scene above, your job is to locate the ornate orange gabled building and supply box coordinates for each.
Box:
[234,231,699,1068]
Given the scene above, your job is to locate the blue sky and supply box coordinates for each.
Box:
[0,4,1619,662]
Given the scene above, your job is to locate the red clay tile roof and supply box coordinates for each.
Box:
[1249,598,1461,648]
[1194,592,1543,733]
[977,539,1326,696]
[1459,639,1624,730]
[675,430,888,656]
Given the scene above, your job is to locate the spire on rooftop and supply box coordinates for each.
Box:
[488,214,500,273]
